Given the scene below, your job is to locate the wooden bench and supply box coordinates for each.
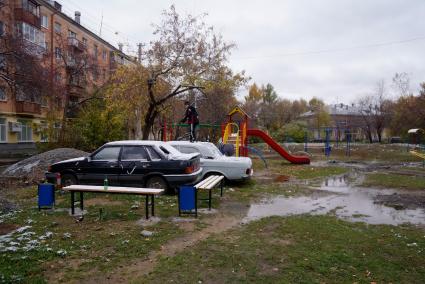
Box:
[195,175,225,210]
[62,185,164,219]
[178,175,225,217]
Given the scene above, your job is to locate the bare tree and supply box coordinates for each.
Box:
[0,32,50,107]
[139,5,239,139]
[358,80,392,143]
[52,33,97,142]
[392,72,410,97]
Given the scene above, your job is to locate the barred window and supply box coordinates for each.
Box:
[17,120,33,142]
[0,87,6,101]
[0,118,6,142]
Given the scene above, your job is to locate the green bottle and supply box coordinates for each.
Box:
[104,176,108,190]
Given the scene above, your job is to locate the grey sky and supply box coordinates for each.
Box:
[61,0,425,103]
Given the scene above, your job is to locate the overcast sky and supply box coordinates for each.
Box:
[60,0,425,104]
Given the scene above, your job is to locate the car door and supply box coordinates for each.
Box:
[119,146,150,186]
[79,146,122,185]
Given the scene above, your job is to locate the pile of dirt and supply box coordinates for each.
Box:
[1,148,88,184]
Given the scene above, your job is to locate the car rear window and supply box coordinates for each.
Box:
[121,146,148,160]
[145,146,162,160]
[92,147,121,161]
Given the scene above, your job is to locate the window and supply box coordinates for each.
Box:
[22,0,40,17]
[82,37,87,46]
[92,66,98,81]
[41,15,48,28]
[102,50,107,60]
[145,146,162,160]
[0,21,4,36]
[68,30,76,38]
[0,54,5,70]
[54,73,61,82]
[0,118,6,142]
[0,87,6,101]
[54,47,61,59]
[17,120,32,142]
[41,96,48,107]
[54,22,61,33]
[16,22,45,47]
[121,146,148,160]
[92,146,121,161]
[94,45,98,57]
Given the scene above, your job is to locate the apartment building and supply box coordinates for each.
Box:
[0,0,135,155]
[300,104,368,141]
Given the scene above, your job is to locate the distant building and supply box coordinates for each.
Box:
[300,103,370,141]
[0,0,136,155]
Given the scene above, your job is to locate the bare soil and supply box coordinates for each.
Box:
[83,211,247,283]
[0,223,18,235]
[374,193,425,210]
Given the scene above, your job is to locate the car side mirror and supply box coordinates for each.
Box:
[85,156,91,162]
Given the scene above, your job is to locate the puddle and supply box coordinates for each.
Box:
[244,174,425,226]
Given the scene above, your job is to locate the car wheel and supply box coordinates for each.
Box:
[62,174,78,187]
[146,176,168,190]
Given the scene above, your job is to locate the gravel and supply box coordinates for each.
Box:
[1,148,88,183]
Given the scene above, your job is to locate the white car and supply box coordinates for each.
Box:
[168,141,253,181]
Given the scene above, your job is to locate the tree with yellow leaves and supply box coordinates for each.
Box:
[125,5,240,139]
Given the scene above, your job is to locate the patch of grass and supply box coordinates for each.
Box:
[278,164,348,180]
[363,173,425,190]
[142,215,425,284]
[226,181,312,203]
[252,157,348,180]
[0,186,184,283]
[251,143,421,163]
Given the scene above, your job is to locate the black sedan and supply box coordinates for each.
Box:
[45,141,202,192]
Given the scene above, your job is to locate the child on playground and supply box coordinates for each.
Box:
[180,101,199,142]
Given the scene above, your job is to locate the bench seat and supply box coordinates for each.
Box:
[63,185,164,219]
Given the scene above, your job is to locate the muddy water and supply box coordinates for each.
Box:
[244,175,425,225]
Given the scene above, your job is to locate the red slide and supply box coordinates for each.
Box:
[247,129,310,164]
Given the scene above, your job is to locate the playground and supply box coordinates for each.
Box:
[0,108,424,283]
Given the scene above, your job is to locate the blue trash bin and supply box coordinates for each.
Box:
[38,183,55,210]
[178,186,197,217]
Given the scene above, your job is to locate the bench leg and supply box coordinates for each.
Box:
[178,188,181,217]
[145,195,149,219]
[71,191,75,215]
[208,189,212,210]
[195,188,198,218]
[80,192,84,211]
[151,195,155,216]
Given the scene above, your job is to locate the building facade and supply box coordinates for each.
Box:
[300,104,370,142]
[0,0,135,155]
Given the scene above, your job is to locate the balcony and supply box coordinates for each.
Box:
[14,8,41,29]
[22,40,47,57]
[15,101,41,115]
[65,57,77,69]
[67,37,87,52]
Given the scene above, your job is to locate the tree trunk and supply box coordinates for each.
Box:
[367,129,373,143]
[58,87,70,145]
[376,128,382,143]
[134,107,143,139]
[142,103,158,139]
